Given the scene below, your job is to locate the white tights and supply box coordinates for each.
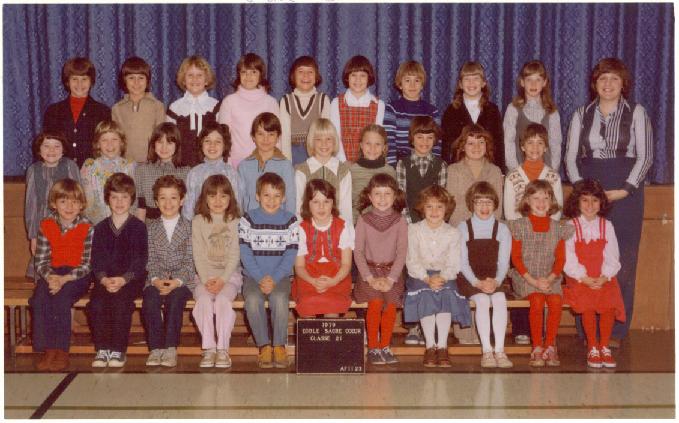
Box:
[470,292,508,353]
[420,313,452,349]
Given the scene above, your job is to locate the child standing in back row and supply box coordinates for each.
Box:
[280,56,331,166]
[330,55,384,162]
[384,60,441,166]
[353,174,408,365]
[217,53,279,168]
[508,180,573,367]
[503,60,562,171]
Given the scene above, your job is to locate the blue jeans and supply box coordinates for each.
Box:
[29,267,90,352]
[141,285,192,350]
[242,275,290,347]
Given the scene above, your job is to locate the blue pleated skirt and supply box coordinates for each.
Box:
[403,272,471,326]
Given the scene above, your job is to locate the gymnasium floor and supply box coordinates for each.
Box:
[4,330,675,419]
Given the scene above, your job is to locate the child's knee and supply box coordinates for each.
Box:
[268,290,290,310]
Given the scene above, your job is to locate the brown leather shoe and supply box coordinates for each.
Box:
[423,347,437,368]
[436,347,452,368]
[49,350,70,372]
[36,349,56,371]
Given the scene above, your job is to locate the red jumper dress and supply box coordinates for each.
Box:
[563,217,626,322]
[293,218,352,316]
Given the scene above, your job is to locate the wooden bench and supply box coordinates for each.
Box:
[5,277,556,357]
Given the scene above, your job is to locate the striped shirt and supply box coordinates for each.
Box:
[565,98,653,191]
[384,97,441,166]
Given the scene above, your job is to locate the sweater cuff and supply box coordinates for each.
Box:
[623,182,638,196]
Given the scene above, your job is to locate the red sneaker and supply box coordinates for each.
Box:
[600,346,616,368]
[586,347,602,368]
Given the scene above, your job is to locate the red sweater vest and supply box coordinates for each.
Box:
[301,218,345,264]
[40,218,91,268]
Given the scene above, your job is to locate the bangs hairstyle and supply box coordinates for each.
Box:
[517,179,560,217]
[512,60,557,114]
[590,57,632,100]
[465,180,499,212]
[519,123,548,147]
[453,124,494,162]
[250,112,282,137]
[408,115,442,146]
[176,55,216,91]
[563,178,610,218]
[306,118,339,157]
[118,56,151,92]
[152,174,187,202]
[359,124,388,158]
[357,173,406,213]
[256,172,286,196]
[342,55,376,88]
[92,120,127,158]
[300,179,339,221]
[104,172,136,205]
[61,57,96,90]
[289,55,322,88]
[195,174,240,222]
[48,178,87,210]
[232,53,270,92]
[452,61,490,110]
[394,60,426,91]
[148,122,183,165]
[414,185,456,222]
[197,121,231,162]
[32,132,69,162]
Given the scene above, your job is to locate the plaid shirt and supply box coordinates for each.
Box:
[34,213,94,281]
[134,161,190,210]
[396,152,448,223]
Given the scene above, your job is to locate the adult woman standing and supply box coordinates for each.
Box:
[565,58,653,347]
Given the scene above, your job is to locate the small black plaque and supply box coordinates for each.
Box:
[295,318,365,374]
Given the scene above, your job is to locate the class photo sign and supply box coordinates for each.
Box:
[296,319,365,374]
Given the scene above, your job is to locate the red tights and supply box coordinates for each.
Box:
[528,293,562,348]
[582,309,615,349]
[366,299,397,349]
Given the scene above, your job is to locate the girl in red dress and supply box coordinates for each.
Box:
[293,179,354,317]
[563,179,625,369]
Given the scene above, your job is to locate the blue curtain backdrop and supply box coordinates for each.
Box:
[3,3,674,182]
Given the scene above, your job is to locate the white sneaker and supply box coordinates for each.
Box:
[215,350,232,368]
[108,351,126,367]
[92,349,109,368]
[199,349,216,368]
[481,352,497,368]
[161,347,178,367]
[494,351,514,368]
[146,349,164,366]
[515,335,530,345]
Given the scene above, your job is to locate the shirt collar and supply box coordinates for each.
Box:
[343,90,377,107]
[246,147,287,168]
[307,156,339,173]
[409,152,434,163]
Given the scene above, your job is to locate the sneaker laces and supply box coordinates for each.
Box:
[588,347,600,358]
[600,346,612,356]
[95,350,108,360]
[109,351,122,360]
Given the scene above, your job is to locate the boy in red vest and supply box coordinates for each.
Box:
[30,178,94,371]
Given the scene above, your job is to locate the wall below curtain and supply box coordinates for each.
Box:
[2,3,674,181]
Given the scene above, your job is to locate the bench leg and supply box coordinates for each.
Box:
[8,306,16,356]
[20,306,27,341]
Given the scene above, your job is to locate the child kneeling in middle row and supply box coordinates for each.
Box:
[404,185,471,368]
[239,172,299,369]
